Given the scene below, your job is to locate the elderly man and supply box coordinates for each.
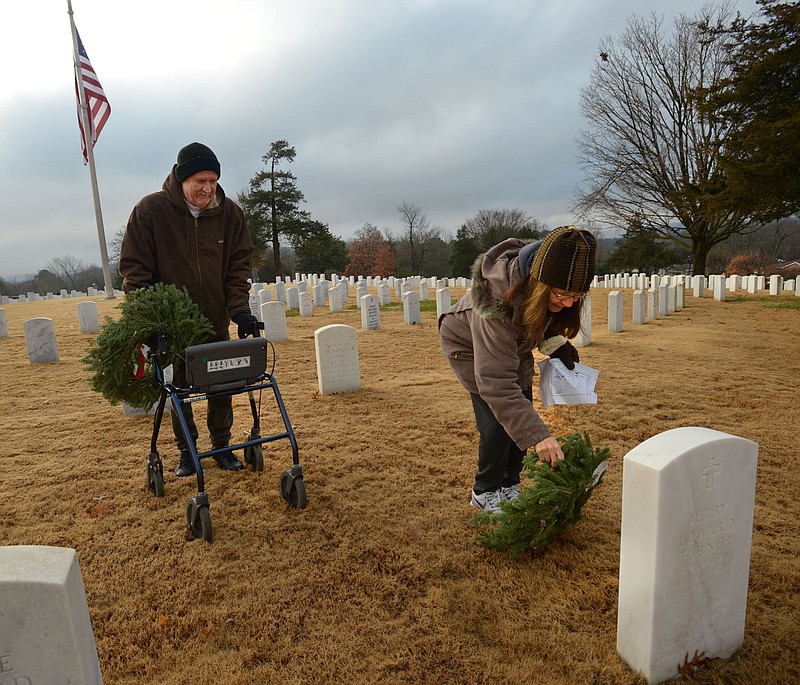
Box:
[120,142,260,476]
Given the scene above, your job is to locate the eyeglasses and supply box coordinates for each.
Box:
[551,289,586,302]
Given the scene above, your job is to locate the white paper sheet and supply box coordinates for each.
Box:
[537,358,599,408]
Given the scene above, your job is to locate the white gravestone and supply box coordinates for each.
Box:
[608,291,623,333]
[261,301,289,343]
[355,284,368,309]
[377,282,391,307]
[286,286,299,311]
[402,290,421,325]
[77,301,100,334]
[435,288,451,320]
[249,294,261,321]
[573,295,592,348]
[328,288,342,313]
[675,283,685,310]
[617,427,758,685]
[692,275,706,298]
[314,324,360,395]
[360,294,381,331]
[123,401,168,417]
[312,284,326,307]
[299,291,313,317]
[632,289,645,325]
[647,288,658,320]
[0,307,7,338]
[714,276,727,302]
[23,317,59,363]
[658,284,670,317]
[0,546,103,684]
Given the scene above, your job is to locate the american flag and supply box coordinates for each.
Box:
[75,30,111,164]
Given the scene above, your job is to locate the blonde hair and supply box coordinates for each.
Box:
[505,276,583,342]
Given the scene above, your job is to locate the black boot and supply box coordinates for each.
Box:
[174,450,195,477]
[213,448,244,471]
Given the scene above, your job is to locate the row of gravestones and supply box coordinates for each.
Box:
[0,287,120,305]
[247,277,461,318]
[0,425,758,685]
[596,272,800,299]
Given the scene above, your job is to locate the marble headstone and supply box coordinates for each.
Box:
[0,546,103,684]
[23,317,59,363]
[617,427,758,684]
[314,324,360,395]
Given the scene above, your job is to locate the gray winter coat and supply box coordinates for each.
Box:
[438,238,552,450]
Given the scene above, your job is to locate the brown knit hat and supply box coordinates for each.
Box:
[529,226,596,292]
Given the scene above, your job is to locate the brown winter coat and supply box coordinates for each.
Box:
[119,169,253,338]
[438,238,551,450]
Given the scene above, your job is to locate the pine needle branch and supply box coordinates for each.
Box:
[473,432,610,558]
[81,284,214,408]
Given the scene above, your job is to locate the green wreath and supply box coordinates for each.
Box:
[81,283,215,409]
[473,432,611,558]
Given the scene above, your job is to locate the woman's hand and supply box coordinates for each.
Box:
[535,436,564,469]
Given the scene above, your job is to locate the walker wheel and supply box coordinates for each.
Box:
[186,500,213,542]
[244,444,264,471]
[280,470,307,509]
[147,455,164,498]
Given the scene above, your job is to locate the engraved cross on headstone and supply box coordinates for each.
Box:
[702,457,721,489]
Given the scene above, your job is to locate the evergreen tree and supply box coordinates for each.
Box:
[703,0,800,222]
[449,225,481,277]
[238,140,309,277]
[605,225,686,273]
[294,222,349,275]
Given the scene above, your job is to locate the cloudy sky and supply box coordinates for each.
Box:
[1,0,752,279]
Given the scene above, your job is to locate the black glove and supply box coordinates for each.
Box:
[232,312,260,339]
[550,341,579,370]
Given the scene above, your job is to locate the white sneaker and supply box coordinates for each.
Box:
[470,488,504,513]
[500,484,521,502]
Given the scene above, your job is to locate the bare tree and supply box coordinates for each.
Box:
[47,255,87,291]
[392,202,441,275]
[574,4,762,274]
[461,208,545,250]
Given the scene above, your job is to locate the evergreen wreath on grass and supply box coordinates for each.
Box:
[81,283,215,409]
[473,432,610,558]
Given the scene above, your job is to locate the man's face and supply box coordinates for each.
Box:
[182,170,218,209]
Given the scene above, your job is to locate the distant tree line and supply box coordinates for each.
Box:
[4,214,797,298]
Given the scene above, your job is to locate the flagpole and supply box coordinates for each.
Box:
[67,0,115,299]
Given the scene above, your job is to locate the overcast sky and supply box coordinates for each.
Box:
[0,0,752,279]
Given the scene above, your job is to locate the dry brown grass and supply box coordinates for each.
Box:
[0,287,798,685]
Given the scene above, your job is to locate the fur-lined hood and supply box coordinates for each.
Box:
[470,238,533,321]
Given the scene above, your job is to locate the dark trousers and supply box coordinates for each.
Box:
[469,387,531,495]
[171,363,234,452]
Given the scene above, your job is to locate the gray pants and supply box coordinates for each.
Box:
[469,387,531,494]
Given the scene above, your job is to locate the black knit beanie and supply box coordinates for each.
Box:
[528,226,597,292]
[175,142,221,183]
